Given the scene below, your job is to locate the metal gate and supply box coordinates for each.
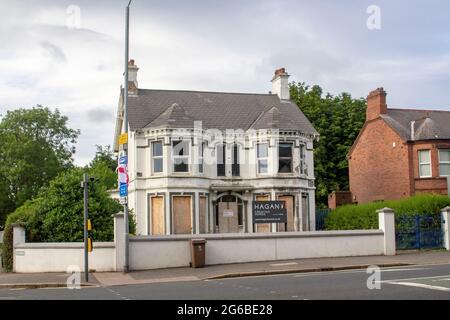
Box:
[315,209,331,231]
[395,214,444,250]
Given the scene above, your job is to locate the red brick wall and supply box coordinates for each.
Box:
[328,191,353,209]
[349,119,412,204]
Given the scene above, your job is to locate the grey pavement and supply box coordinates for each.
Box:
[1,250,450,288]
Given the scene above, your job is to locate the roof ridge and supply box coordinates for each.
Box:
[137,88,278,97]
[388,107,450,113]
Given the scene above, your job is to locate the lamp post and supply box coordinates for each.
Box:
[123,0,132,273]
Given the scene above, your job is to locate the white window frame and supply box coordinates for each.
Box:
[299,143,307,176]
[257,143,269,175]
[418,149,432,178]
[198,142,205,174]
[151,140,163,174]
[438,149,450,177]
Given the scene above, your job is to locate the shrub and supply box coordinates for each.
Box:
[1,225,13,272]
[325,194,450,230]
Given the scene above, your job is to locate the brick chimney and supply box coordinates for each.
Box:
[128,59,139,95]
[366,87,387,121]
[271,67,290,100]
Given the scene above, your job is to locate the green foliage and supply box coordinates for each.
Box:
[89,145,118,190]
[290,83,366,208]
[0,106,79,225]
[1,225,13,272]
[325,194,450,230]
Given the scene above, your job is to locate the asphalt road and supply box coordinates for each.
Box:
[2,263,450,300]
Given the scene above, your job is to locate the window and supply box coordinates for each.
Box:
[152,141,163,173]
[278,143,293,173]
[172,140,189,173]
[232,144,240,176]
[418,150,432,178]
[257,143,268,174]
[299,144,307,175]
[198,142,204,173]
[217,144,226,176]
[439,149,450,176]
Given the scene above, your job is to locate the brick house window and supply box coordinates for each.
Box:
[418,150,432,178]
[278,143,293,173]
[439,149,450,176]
[257,143,268,174]
[152,141,163,173]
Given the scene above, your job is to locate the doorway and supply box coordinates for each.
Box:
[172,195,192,234]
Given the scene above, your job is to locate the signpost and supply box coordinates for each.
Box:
[252,201,287,224]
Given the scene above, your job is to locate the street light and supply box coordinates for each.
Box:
[123,0,133,273]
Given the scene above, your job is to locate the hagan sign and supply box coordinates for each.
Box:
[252,201,287,224]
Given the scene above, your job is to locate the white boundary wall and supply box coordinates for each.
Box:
[12,208,400,273]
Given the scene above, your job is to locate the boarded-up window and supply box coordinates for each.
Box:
[255,195,271,233]
[277,195,295,232]
[199,196,208,234]
[173,196,192,234]
[151,196,164,235]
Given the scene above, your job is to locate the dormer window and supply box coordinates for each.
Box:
[278,143,293,173]
[172,140,190,173]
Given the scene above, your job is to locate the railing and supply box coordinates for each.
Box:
[316,209,331,231]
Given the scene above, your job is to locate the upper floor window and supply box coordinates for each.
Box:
[232,144,240,176]
[418,150,432,178]
[198,142,204,174]
[217,144,226,176]
[299,144,307,175]
[278,143,293,173]
[257,143,268,174]
[152,141,163,173]
[439,149,450,176]
[172,140,189,173]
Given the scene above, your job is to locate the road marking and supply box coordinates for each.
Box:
[270,262,298,267]
[381,274,450,283]
[386,281,450,292]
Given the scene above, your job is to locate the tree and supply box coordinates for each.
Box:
[89,145,118,190]
[290,83,366,208]
[0,106,79,225]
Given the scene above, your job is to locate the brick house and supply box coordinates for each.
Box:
[347,88,450,204]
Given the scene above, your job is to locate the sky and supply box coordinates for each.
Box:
[1,0,450,165]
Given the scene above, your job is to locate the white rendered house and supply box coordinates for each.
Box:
[113,62,319,235]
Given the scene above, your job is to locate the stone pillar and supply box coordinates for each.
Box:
[377,207,396,256]
[114,212,125,272]
[12,224,26,273]
[441,207,450,251]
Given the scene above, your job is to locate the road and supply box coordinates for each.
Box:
[2,263,450,300]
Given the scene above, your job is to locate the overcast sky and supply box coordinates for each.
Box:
[1,0,450,165]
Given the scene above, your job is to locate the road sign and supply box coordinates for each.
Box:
[252,201,287,224]
[120,196,128,205]
[119,184,128,197]
[119,133,128,145]
[119,156,128,165]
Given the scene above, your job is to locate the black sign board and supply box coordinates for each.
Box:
[252,201,287,224]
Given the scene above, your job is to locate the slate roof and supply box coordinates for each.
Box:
[381,108,450,141]
[127,89,318,135]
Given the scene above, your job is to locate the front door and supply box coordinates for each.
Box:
[173,196,192,234]
[218,202,239,233]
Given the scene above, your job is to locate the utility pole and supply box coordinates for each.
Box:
[82,173,89,282]
[123,0,133,273]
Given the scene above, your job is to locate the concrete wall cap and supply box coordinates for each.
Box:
[376,207,394,213]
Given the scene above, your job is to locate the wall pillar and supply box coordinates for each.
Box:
[441,207,450,251]
[114,212,125,272]
[12,224,26,273]
[377,207,396,256]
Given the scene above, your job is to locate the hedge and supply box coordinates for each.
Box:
[325,194,450,230]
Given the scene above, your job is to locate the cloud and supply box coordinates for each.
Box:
[0,0,450,165]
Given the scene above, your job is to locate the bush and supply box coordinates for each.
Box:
[1,225,13,272]
[325,194,450,230]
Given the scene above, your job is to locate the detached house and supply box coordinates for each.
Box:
[113,61,318,235]
[348,88,450,204]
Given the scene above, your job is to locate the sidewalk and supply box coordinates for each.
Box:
[1,250,450,288]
